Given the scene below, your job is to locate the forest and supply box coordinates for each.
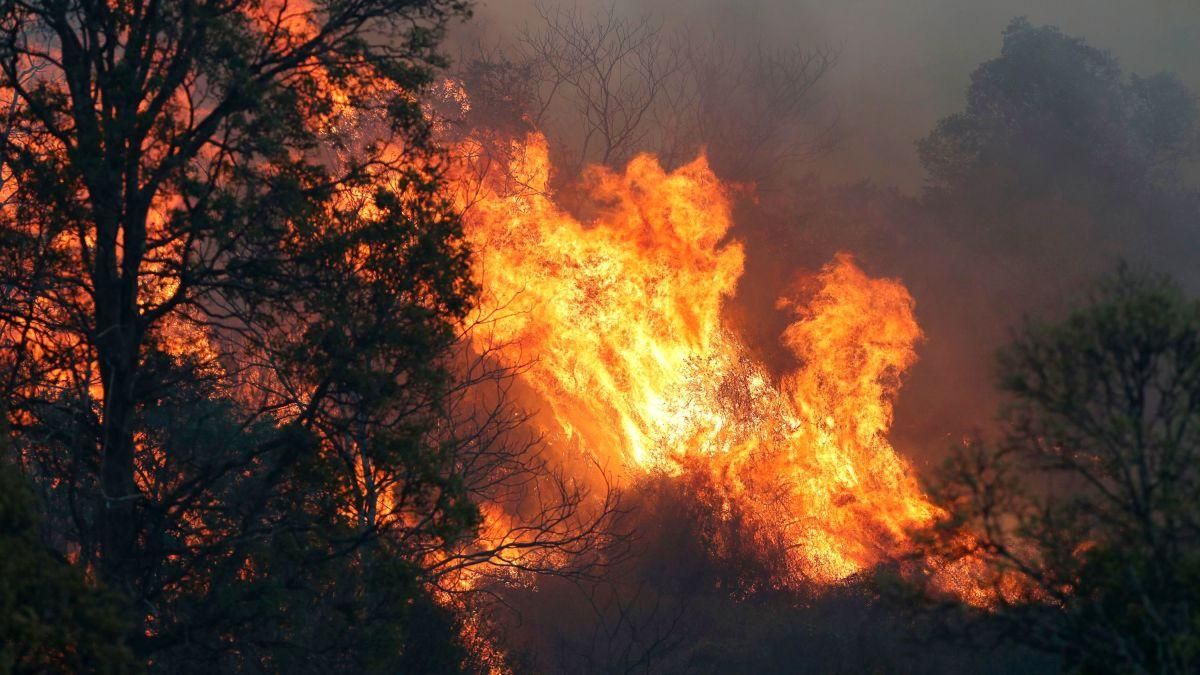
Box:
[1,1,1198,673]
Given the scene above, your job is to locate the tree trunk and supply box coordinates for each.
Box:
[93,226,143,596]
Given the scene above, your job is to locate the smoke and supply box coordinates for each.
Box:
[446,0,1200,468]
[461,0,1199,189]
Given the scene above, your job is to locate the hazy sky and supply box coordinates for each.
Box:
[451,0,1200,468]
[462,0,1200,190]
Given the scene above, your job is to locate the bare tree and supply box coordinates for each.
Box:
[681,33,838,186]
[459,2,838,187]
[518,2,684,175]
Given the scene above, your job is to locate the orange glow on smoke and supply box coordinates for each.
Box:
[457,131,951,583]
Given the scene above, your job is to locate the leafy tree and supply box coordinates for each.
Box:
[863,18,1200,461]
[0,439,137,674]
[919,17,1198,200]
[913,17,1199,287]
[0,0,562,669]
[921,265,1200,673]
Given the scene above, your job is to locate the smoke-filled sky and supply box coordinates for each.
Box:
[462,0,1200,190]
[451,0,1200,470]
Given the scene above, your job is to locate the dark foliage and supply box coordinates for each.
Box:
[920,266,1200,673]
[0,439,137,674]
[0,0,487,670]
[491,472,1056,674]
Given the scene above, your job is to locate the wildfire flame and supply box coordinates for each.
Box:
[457,131,946,583]
[0,3,1017,670]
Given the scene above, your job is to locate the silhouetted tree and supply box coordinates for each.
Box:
[920,18,1198,199]
[0,0,571,670]
[0,432,136,674]
[921,265,1200,673]
[915,17,1199,276]
[855,17,1200,460]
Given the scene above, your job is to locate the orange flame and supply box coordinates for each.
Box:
[457,131,948,583]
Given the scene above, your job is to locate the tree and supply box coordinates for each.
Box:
[920,265,1200,673]
[872,18,1200,463]
[0,436,137,674]
[919,18,1198,200]
[0,0,555,669]
[460,1,837,186]
[914,17,1199,271]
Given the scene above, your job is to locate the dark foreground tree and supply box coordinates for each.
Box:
[919,266,1200,673]
[0,433,136,674]
[0,0,603,670]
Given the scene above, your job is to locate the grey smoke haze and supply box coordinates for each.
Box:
[461,0,1200,190]
[447,0,1200,471]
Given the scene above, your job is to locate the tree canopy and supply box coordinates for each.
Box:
[919,17,1198,198]
[924,265,1200,673]
[0,0,524,669]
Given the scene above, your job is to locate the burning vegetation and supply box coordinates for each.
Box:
[456,126,940,584]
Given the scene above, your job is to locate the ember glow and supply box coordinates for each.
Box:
[457,131,947,583]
